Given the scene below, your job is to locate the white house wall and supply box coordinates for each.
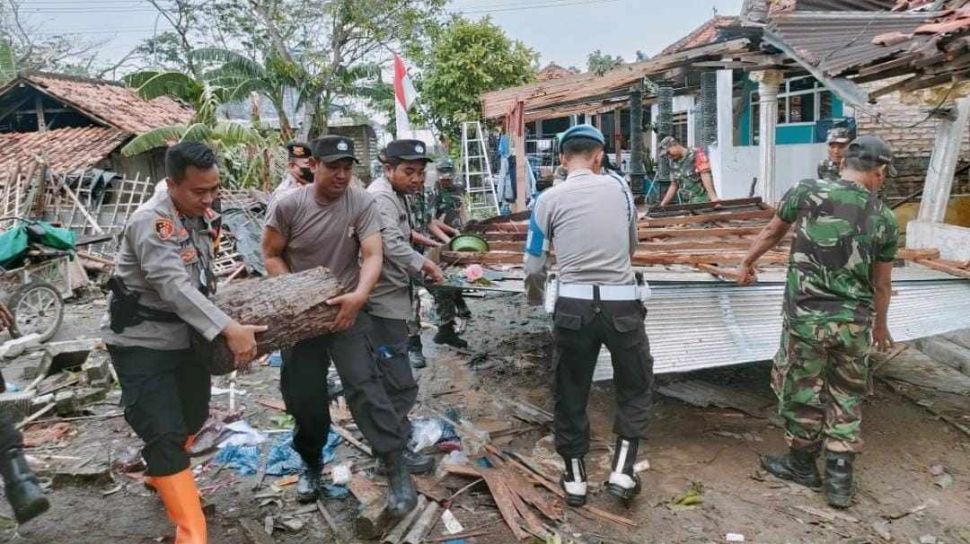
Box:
[710,142,827,200]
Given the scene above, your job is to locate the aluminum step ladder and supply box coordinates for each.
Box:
[460,121,500,218]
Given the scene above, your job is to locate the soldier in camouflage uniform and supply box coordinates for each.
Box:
[405,176,436,369]
[739,135,899,509]
[657,136,719,206]
[817,127,852,181]
[428,158,470,348]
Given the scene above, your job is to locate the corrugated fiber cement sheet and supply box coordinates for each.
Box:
[593,280,970,381]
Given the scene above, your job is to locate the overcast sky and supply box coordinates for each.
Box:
[25,0,744,71]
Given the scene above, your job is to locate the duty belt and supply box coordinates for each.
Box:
[558,284,640,301]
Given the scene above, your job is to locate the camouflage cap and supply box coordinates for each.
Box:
[436,157,455,172]
[826,127,852,144]
[658,136,679,151]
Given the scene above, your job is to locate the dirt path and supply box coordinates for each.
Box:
[3,294,969,543]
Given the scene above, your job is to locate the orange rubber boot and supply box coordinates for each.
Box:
[151,470,207,544]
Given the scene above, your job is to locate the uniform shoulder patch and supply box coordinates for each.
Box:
[154,218,175,240]
[180,247,198,263]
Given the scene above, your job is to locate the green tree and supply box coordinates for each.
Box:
[204,0,446,139]
[119,70,271,188]
[587,49,624,75]
[414,16,537,143]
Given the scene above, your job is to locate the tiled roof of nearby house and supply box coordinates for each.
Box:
[0,126,128,173]
[536,63,578,82]
[661,16,740,55]
[20,72,194,135]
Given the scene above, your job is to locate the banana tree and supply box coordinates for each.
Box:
[121,70,270,188]
[190,47,302,140]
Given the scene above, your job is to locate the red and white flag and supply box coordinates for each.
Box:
[393,54,417,138]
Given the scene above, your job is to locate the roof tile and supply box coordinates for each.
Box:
[25,73,194,135]
[0,126,128,173]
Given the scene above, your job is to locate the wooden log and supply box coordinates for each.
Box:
[639,209,774,228]
[401,500,442,544]
[633,251,790,266]
[639,226,765,240]
[482,222,528,233]
[695,263,742,282]
[639,240,766,252]
[915,258,970,279]
[897,248,940,261]
[196,266,344,374]
[482,232,527,242]
[646,196,764,216]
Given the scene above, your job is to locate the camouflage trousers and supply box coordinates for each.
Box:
[406,287,464,338]
[772,321,871,454]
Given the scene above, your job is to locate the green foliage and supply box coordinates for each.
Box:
[587,49,624,75]
[414,16,537,142]
[0,39,17,85]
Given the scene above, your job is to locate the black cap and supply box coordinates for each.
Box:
[382,139,432,162]
[310,136,359,163]
[286,141,311,160]
[845,135,897,176]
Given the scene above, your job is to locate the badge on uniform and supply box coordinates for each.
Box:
[154,218,175,240]
[180,247,198,263]
[348,226,356,238]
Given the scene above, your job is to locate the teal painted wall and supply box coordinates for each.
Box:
[737,77,844,146]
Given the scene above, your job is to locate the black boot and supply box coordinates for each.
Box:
[376,448,436,475]
[455,296,471,319]
[606,437,642,502]
[760,448,822,490]
[825,452,856,509]
[434,325,468,349]
[559,457,587,507]
[408,336,427,369]
[0,446,50,524]
[296,462,322,503]
[382,451,418,518]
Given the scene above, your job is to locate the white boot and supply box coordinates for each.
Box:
[606,437,642,501]
[559,457,587,507]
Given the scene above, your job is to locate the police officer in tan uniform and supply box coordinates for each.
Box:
[103,142,265,544]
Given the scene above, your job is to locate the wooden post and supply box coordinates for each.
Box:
[750,70,784,205]
[629,84,645,193]
[513,101,527,212]
[35,95,47,133]
[917,97,970,223]
[614,108,623,168]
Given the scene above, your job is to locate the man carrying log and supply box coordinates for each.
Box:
[524,125,653,507]
[367,140,444,475]
[739,135,899,509]
[102,142,266,544]
[262,135,419,518]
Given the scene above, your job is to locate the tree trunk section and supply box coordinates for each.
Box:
[194,266,345,374]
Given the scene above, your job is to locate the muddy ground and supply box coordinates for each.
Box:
[2,291,969,544]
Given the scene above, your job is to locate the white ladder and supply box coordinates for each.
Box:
[461,121,500,218]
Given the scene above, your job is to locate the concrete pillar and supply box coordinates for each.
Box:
[750,70,784,204]
[917,97,970,223]
[629,84,646,193]
[657,87,673,182]
[713,69,735,198]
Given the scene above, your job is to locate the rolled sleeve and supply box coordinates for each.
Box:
[129,215,232,340]
[374,192,425,276]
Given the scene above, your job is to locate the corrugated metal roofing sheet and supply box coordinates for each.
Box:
[593,279,970,380]
[766,11,939,77]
